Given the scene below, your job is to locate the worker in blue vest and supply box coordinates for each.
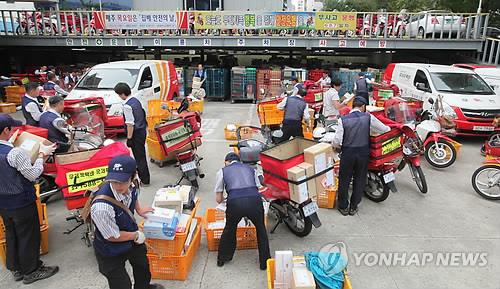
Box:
[332,97,390,216]
[22,82,43,126]
[193,63,207,89]
[215,152,270,270]
[43,73,68,97]
[353,72,373,104]
[114,83,150,186]
[0,113,59,284]
[39,95,71,153]
[287,75,304,96]
[91,155,163,289]
[277,88,310,142]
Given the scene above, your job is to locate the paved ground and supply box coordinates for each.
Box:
[1,101,499,289]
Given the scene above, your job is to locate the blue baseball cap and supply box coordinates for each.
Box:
[291,75,298,81]
[105,155,137,182]
[353,96,368,105]
[225,152,240,162]
[0,113,22,132]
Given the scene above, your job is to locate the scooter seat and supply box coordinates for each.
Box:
[239,144,264,164]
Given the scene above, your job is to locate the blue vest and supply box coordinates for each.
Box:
[125,97,147,131]
[284,96,307,122]
[222,162,259,201]
[355,78,368,94]
[22,96,42,126]
[341,111,370,155]
[43,82,55,91]
[93,182,138,257]
[39,111,68,144]
[0,144,36,210]
[194,69,206,80]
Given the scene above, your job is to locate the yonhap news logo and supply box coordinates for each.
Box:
[317,242,488,272]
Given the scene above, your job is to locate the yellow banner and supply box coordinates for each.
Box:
[315,12,356,31]
[66,166,108,194]
[381,137,401,155]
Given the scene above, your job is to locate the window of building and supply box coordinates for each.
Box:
[184,0,222,10]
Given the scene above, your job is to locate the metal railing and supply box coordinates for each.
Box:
[480,38,500,65]
[0,10,490,41]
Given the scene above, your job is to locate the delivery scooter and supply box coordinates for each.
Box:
[417,95,460,168]
[231,126,321,237]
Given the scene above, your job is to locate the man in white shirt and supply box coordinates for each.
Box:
[43,73,69,97]
[315,71,331,88]
[322,78,346,125]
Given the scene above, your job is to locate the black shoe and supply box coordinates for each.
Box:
[149,284,165,289]
[23,265,59,284]
[260,263,267,270]
[12,271,23,282]
[349,207,358,216]
[217,260,224,267]
[338,207,349,216]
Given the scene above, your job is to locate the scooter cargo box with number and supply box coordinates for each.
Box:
[369,129,403,167]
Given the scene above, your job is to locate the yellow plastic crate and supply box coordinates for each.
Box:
[0,103,16,113]
[266,258,352,289]
[147,99,171,117]
[257,104,284,126]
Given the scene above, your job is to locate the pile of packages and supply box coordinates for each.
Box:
[272,251,350,289]
[142,185,201,280]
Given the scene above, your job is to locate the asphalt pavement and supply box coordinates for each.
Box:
[0,101,499,289]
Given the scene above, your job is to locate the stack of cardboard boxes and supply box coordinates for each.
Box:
[286,143,338,205]
[274,251,316,289]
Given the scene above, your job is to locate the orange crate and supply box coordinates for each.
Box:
[204,208,260,251]
[147,136,168,162]
[0,217,4,240]
[257,104,284,126]
[147,99,171,117]
[143,199,199,257]
[0,103,16,113]
[266,258,352,289]
[0,240,5,267]
[147,217,201,280]
[316,177,338,209]
[224,125,254,141]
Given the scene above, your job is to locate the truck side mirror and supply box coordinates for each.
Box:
[416,82,429,92]
[138,80,152,90]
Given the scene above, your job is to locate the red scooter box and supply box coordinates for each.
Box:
[260,138,318,195]
[370,129,403,158]
[155,112,201,156]
[11,125,48,139]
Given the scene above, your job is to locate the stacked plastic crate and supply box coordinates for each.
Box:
[183,67,197,97]
[230,67,257,102]
[331,69,359,96]
[256,69,282,101]
[205,68,230,101]
[176,67,185,98]
[308,69,325,82]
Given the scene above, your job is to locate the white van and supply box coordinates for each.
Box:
[384,63,500,136]
[67,60,180,116]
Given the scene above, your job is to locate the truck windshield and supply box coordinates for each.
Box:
[76,68,140,90]
[430,72,495,95]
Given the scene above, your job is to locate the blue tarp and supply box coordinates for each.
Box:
[305,251,347,289]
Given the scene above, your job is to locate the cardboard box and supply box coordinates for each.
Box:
[291,267,316,289]
[275,251,293,289]
[55,148,99,165]
[178,185,194,204]
[176,213,192,233]
[297,162,317,199]
[154,188,183,213]
[143,216,179,240]
[304,143,335,195]
[287,166,309,204]
[146,207,176,224]
[14,132,52,164]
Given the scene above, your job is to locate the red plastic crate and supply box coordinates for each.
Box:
[370,129,403,159]
[308,69,325,82]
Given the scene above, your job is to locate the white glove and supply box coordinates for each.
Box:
[134,230,146,244]
[39,143,56,156]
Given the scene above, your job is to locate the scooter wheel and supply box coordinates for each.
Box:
[283,202,312,237]
[410,164,428,194]
[190,179,199,188]
[425,140,457,169]
[364,172,390,202]
[471,165,500,200]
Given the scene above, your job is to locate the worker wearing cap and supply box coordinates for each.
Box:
[277,88,310,142]
[288,75,303,96]
[91,155,163,289]
[22,82,44,126]
[0,113,59,284]
[353,72,373,104]
[114,82,150,186]
[39,95,70,153]
[332,97,390,216]
[214,152,271,270]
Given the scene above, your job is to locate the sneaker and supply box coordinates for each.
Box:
[23,265,59,284]
[12,271,23,282]
[337,207,349,216]
[260,263,267,271]
[149,284,165,289]
[217,260,224,267]
[349,207,358,216]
